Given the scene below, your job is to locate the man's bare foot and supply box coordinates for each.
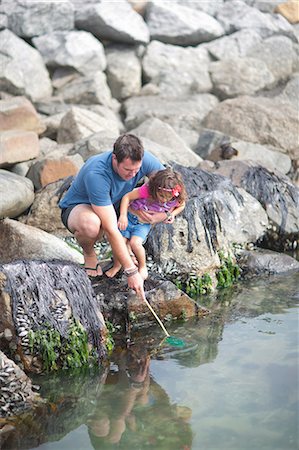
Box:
[139,266,148,280]
[84,253,102,277]
[105,265,122,278]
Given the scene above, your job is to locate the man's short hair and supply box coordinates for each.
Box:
[113,133,144,163]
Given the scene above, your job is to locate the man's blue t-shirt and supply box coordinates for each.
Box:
[59,150,164,210]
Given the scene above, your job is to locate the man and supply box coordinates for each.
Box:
[59,133,165,294]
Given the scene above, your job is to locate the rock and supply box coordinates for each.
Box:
[2,0,74,38]
[26,151,83,190]
[21,178,73,237]
[203,29,263,60]
[0,29,52,102]
[74,0,150,44]
[216,0,296,41]
[198,135,292,175]
[247,35,296,83]
[57,107,120,144]
[0,218,84,264]
[275,1,299,24]
[0,131,39,168]
[209,57,275,99]
[203,95,299,158]
[146,164,269,276]
[0,170,34,218]
[69,130,118,162]
[142,40,212,97]
[0,260,106,374]
[106,44,142,100]
[124,94,219,131]
[0,350,40,417]
[237,248,299,275]
[94,274,208,330]
[32,30,107,75]
[146,1,224,45]
[55,72,114,109]
[206,160,299,238]
[0,96,46,134]
[130,118,202,167]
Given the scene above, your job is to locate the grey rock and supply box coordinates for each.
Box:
[0,170,34,219]
[3,0,74,38]
[106,45,142,100]
[216,0,296,41]
[75,0,149,44]
[0,218,83,264]
[0,29,52,101]
[203,95,299,158]
[56,72,114,109]
[32,31,106,75]
[238,248,299,275]
[130,118,202,167]
[209,57,275,99]
[124,94,219,131]
[146,0,224,45]
[142,40,212,97]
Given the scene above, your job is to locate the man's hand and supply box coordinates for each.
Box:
[118,214,128,230]
[127,271,144,295]
[135,210,167,224]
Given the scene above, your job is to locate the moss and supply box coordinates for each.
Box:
[28,319,97,372]
[216,251,241,289]
[104,320,115,354]
[175,272,213,299]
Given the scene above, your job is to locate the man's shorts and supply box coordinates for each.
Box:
[61,205,77,232]
[120,211,151,243]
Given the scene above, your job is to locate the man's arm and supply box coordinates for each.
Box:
[134,209,169,224]
[92,204,144,293]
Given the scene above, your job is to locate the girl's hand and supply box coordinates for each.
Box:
[163,213,174,224]
[118,214,128,230]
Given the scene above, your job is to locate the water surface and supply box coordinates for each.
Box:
[2,272,298,450]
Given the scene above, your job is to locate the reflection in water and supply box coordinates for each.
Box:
[0,272,298,450]
[87,345,193,449]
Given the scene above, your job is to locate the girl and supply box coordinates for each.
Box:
[106,168,187,280]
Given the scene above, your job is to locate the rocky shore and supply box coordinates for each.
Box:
[0,0,298,421]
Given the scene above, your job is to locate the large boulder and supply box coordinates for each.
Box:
[0,350,40,417]
[0,96,46,135]
[146,0,224,45]
[75,0,150,44]
[0,218,83,264]
[2,0,74,38]
[32,30,107,76]
[0,29,52,101]
[124,94,219,131]
[146,165,269,276]
[142,40,212,96]
[203,95,299,159]
[206,160,299,248]
[0,170,34,218]
[0,260,106,373]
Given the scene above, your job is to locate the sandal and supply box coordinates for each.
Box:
[84,262,103,279]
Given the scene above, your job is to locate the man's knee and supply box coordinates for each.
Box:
[71,212,101,239]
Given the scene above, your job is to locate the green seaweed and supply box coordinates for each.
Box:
[216,251,241,289]
[28,319,97,372]
[175,273,212,299]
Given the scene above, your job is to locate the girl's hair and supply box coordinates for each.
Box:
[148,168,187,205]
